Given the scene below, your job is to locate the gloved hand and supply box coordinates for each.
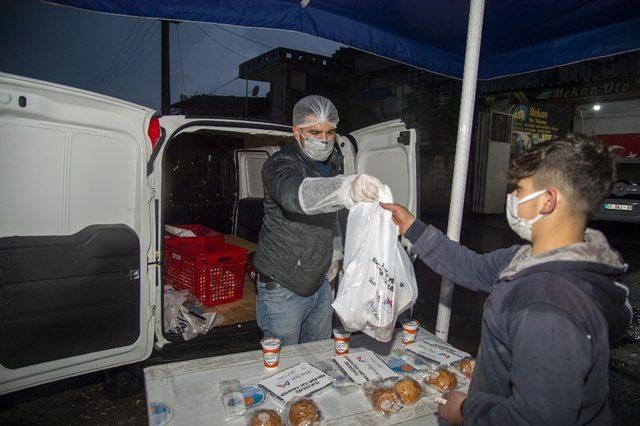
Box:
[350,173,384,203]
[327,260,340,283]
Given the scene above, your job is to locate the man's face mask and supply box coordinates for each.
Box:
[298,129,335,161]
[505,189,548,241]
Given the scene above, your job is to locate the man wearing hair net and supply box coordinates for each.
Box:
[253,95,384,345]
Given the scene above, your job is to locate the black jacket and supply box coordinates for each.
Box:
[407,222,632,425]
[253,141,344,296]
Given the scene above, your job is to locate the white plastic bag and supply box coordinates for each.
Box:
[163,285,218,341]
[332,186,418,342]
[163,225,197,237]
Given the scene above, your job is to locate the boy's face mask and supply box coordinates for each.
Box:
[505,188,548,241]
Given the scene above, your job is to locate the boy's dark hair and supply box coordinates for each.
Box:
[507,134,614,215]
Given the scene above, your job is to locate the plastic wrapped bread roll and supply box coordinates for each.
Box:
[372,388,400,415]
[455,358,476,379]
[393,377,423,405]
[363,381,402,416]
[424,368,458,392]
[248,409,282,426]
[286,398,322,426]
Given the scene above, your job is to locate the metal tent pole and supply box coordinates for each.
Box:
[435,0,486,341]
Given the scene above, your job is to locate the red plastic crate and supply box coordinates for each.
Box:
[164,237,248,306]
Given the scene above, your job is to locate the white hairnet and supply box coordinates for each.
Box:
[293,95,339,128]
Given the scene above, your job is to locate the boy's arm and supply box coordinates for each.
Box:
[461,299,591,425]
[406,220,519,293]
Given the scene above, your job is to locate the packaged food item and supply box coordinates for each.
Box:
[423,368,458,392]
[371,388,401,415]
[261,337,282,368]
[401,320,420,345]
[242,384,267,409]
[247,409,283,426]
[386,356,417,374]
[363,381,402,416]
[393,376,423,405]
[454,358,476,379]
[392,349,438,371]
[220,380,245,421]
[285,398,323,426]
[313,360,355,388]
[333,326,351,355]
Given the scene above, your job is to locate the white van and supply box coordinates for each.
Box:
[0,72,418,394]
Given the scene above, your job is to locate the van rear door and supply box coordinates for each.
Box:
[0,73,155,394]
[350,119,418,216]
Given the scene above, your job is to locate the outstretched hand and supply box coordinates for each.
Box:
[437,391,467,425]
[380,202,415,235]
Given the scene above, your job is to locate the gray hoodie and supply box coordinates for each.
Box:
[406,222,633,425]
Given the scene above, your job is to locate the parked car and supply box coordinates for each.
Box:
[0,72,418,394]
[592,157,640,223]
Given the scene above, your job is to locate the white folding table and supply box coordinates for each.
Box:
[144,328,467,425]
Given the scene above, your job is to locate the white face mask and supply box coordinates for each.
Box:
[298,130,335,161]
[506,188,547,241]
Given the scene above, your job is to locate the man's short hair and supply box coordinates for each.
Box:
[507,134,614,216]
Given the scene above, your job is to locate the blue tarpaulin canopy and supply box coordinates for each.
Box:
[47,0,640,79]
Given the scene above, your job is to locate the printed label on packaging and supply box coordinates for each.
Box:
[242,385,266,408]
[402,329,417,344]
[258,362,333,403]
[149,402,173,426]
[335,340,349,354]
[333,350,398,385]
[263,352,279,367]
[405,338,470,365]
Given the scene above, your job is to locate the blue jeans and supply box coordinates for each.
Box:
[256,278,333,346]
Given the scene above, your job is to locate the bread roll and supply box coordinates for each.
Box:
[371,388,400,415]
[250,409,282,426]
[394,378,422,405]
[288,399,320,426]
[425,368,457,392]
[457,358,476,379]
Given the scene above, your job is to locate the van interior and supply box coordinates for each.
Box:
[160,128,294,346]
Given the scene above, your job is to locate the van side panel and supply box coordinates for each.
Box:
[0,125,67,235]
[0,225,140,369]
[0,126,139,237]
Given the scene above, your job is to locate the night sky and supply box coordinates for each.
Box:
[0,0,344,111]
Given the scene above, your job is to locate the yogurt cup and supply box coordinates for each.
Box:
[402,320,420,345]
[333,327,351,355]
[260,337,281,368]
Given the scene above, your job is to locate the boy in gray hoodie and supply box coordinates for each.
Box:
[381,134,632,425]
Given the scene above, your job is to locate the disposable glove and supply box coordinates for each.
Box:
[327,260,340,282]
[350,174,384,203]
